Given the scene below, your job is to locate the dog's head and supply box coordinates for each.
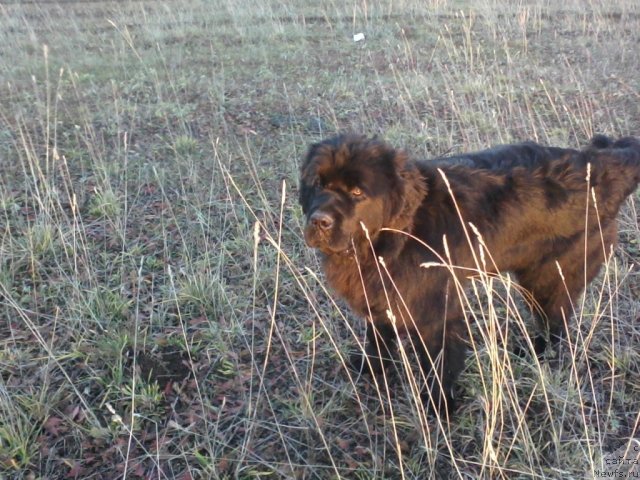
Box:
[299,135,426,255]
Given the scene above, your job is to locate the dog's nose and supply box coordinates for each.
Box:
[310,211,334,231]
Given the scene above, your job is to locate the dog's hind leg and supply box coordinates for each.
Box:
[517,224,615,356]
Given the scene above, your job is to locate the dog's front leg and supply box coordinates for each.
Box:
[415,321,468,414]
[350,320,397,376]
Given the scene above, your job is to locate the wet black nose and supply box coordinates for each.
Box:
[310,211,334,231]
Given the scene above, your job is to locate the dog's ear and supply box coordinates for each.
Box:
[393,150,427,228]
[298,179,316,215]
[375,149,427,258]
[299,142,324,214]
[392,148,409,169]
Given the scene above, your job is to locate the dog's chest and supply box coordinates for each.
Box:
[322,254,393,318]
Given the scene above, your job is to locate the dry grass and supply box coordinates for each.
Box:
[0,0,639,478]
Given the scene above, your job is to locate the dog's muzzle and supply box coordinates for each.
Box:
[304,210,333,247]
[304,210,352,255]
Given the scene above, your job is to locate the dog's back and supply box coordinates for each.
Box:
[430,142,575,170]
[432,136,640,181]
[432,136,640,212]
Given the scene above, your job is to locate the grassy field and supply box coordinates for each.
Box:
[1,0,639,478]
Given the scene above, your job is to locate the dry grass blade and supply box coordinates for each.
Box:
[0,0,638,478]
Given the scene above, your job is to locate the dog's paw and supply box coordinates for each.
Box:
[420,387,457,416]
[348,351,386,376]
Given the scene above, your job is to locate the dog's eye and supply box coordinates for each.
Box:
[350,187,364,198]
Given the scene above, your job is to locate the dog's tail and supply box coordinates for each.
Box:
[589,134,640,152]
[589,134,615,149]
[586,134,640,215]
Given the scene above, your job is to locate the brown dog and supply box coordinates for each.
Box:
[299,134,640,411]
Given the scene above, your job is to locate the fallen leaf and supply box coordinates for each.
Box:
[44,416,65,437]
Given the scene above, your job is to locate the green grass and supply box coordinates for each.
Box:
[1,0,639,478]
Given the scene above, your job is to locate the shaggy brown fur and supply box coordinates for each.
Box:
[299,134,640,411]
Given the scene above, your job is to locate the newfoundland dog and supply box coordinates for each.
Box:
[299,134,640,411]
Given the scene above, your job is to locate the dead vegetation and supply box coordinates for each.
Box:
[0,0,639,478]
